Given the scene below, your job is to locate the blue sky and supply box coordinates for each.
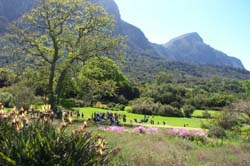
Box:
[114,0,250,70]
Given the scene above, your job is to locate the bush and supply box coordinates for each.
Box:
[0,116,113,165]
[130,98,183,117]
[0,92,14,107]
[217,112,239,130]
[208,126,227,139]
[60,98,86,108]
[114,103,125,111]
[182,105,195,118]
[124,106,132,113]
[130,98,159,115]
[159,104,183,117]
[4,84,35,110]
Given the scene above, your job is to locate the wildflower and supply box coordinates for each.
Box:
[147,127,159,133]
[133,126,147,134]
[98,148,103,155]
[68,117,73,124]
[99,126,125,133]
[167,128,207,142]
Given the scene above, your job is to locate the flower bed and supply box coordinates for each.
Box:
[168,128,207,142]
[133,126,159,134]
[99,126,159,134]
[99,126,126,133]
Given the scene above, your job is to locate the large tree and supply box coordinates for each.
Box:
[1,0,124,111]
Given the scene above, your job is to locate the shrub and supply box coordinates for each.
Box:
[130,97,159,115]
[5,84,35,110]
[208,126,227,139]
[124,106,132,113]
[0,113,113,165]
[0,92,14,107]
[182,105,195,118]
[130,98,182,117]
[217,112,239,130]
[59,98,85,108]
[159,104,183,117]
[114,103,125,111]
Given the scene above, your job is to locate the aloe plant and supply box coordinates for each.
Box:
[0,119,113,166]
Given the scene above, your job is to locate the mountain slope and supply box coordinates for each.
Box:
[89,0,245,69]
[0,0,248,79]
[163,32,244,69]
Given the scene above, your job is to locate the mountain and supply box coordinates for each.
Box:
[0,0,249,80]
[90,0,245,69]
[162,32,244,69]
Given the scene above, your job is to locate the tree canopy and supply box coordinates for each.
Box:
[1,0,124,110]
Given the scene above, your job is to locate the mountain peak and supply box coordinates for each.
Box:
[181,32,203,42]
[165,32,203,47]
[163,33,244,69]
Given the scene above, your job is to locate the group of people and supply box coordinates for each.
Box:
[92,112,126,126]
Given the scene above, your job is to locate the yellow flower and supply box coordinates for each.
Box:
[97,138,103,146]
[98,148,103,155]
[68,117,73,124]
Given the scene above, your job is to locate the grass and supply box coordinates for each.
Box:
[89,126,250,166]
[192,110,221,118]
[73,107,206,128]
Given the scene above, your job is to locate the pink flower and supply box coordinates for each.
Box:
[133,126,147,134]
[167,128,207,142]
[168,128,179,135]
[147,127,159,134]
[99,126,125,133]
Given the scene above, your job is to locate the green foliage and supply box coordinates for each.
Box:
[130,97,159,115]
[230,100,250,124]
[0,120,112,166]
[182,105,195,118]
[206,93,233,107]
[0,68,16,88]
[77,57,129,103]
[216,112,239,130]
[243,80,250,96]
[158,104,183,117]
[208,126,227,139]
[130,97,183,117]
[0,92,14,107]
[2,0,124,111]
[142,83,186,109]
[124,106,132,113]
[155,71,173,84]
[1,83,35,109]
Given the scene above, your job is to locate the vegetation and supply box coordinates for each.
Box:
[0,110,113,166]
[1,0,124,111]
[74,107,204,128]
[0,0,250,165]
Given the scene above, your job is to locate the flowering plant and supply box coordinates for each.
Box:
[133,126,147,134]
[99,126,126,133]
[133,126,159,134]
[168,128,207,142]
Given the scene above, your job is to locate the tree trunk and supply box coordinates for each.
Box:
[56,68,68,104]
[48,61,57,112]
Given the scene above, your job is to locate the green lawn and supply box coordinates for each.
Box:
[192,110,221,118]
[73,107,205,128]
